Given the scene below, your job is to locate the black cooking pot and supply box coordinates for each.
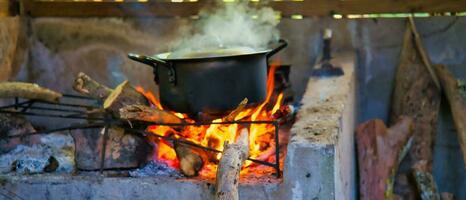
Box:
[128,39,287,115]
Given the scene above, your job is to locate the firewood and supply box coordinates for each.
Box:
[0,82,62,103]
[356,116,414,200]
[215,128,249,200]
[119,105,183,124]
[103,81,149,117]
[174,141,205,177]
[434,64,466,167]
[390,19,441,198]
[412,162,441,200]
[223,98,248,122]
[73,72,112,100]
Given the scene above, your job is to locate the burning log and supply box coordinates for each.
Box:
[434,64,466,167]
[73,72,112,100]
[103,80,149,117]
[0,82,62,103]
[119,105,183,124]
[215,128,249,200]
[223,98,248,122]
[356,116,414,200]
[174,141,205,177]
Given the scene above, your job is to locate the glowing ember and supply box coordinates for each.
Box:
[136,63,284,178]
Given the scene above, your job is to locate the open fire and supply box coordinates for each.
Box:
[135,63,287,178]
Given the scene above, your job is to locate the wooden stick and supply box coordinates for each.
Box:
[0,82,62,103]
[103,81,148,117]
[73,72,112,100]
[174,141,205,177]
[434,64,466,167]
[356,116,414,200]
[215,128,249,200]
[223,98,248,122]
[119,105,183,124]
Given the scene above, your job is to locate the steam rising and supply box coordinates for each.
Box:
[169,2,280,58]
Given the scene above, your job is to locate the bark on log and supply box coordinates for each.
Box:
[434,64,466,167]
[174,141,205,177]
[103,81,149,117]
[119,105,183,124]
[356,116,414,200]
[390,19,441,199]
[412,163,441,200]
[0,82,62,103]
[215,128,249,200]
[73,72,112,100]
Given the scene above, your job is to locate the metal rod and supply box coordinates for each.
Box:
[0,110,104,120]
[0,100,33,110]
[16,105,86,114]
[62,93,97,100]
[124,119,281,170]
[4,122,107,139]
[14,97,19,110]
[35,101,99,109]
[134,120,278,127]
[274,121,281,178]
[19,101,35,113]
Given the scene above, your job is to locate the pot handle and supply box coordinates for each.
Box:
[128,53,168,68]
[128,53,177,85]
[266,39,288,59]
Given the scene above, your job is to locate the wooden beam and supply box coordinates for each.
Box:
[21,0,466,18]
[22,1,206,17]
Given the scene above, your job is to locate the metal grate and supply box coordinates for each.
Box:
[0,94,281,177]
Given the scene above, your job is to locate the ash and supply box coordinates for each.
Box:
[129,160,182,178]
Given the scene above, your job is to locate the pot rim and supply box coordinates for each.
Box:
[151,49,272,61]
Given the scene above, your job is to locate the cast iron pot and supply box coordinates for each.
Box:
[128,39,287,115]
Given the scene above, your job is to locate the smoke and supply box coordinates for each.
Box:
[169,1,280,58]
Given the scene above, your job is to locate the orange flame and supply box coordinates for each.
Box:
[140,62,284,177]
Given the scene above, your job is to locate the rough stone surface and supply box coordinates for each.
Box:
[282,53,356,200]
[0,132,75,174]
[0,174,280,200]
[71,126,152,170]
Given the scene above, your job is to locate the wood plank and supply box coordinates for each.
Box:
[21,0,466,18]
